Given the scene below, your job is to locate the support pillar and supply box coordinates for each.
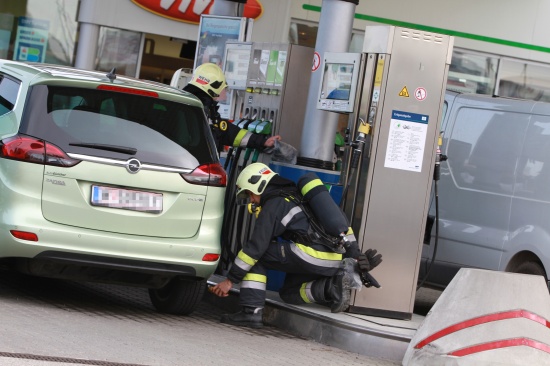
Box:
[74,0,99,70]
[298,0,358,169]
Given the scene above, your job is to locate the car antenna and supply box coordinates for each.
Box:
[106,67,117,82]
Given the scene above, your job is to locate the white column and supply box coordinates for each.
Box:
[299,0,357,167]
[74,0,100,70]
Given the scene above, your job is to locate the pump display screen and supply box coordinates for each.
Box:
[317,52,361,113]
[319,63,354,101]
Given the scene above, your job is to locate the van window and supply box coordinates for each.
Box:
[447,107,528,195]
[514,115,550,201]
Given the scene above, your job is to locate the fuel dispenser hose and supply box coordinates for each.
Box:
[218,145,256,274]
[416,178,440,291]
[219,147,243,272]
[416,146,446,290]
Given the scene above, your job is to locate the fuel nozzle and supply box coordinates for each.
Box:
[349,117,372,170]
[434,131,446,181]
[361,272,381,288]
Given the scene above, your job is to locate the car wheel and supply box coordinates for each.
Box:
[149,277,206,315]
[513,261,547,279]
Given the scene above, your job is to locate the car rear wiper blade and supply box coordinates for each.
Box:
[69,142,137,155]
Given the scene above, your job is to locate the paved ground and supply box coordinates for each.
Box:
[0,268,432,366]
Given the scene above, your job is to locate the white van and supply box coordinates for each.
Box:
[420,90,550,288]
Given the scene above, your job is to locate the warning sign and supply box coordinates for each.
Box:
[312,52,321,72]
[399,86,409,97]
[415,87,427,101]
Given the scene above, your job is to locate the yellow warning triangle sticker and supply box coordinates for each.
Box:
[399,86,410,97]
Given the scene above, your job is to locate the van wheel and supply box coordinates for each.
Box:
[512,261,547,280]
[149,277,206,315]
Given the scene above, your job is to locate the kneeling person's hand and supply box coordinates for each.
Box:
[357,249,382,273]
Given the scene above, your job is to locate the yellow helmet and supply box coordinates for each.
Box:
[236,163,277,199]
[189,63,227,97]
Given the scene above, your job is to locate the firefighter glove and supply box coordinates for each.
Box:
[357,249,382,273]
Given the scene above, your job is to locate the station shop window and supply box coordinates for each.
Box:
[289,21,550,101]
[497,59,550,102]
[447,51,498,95]
[289,20,364,53]
[95,27,143,78]
[0,0,79,65]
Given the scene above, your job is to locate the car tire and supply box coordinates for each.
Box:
[149,277,206,315]
[513,261,547,279]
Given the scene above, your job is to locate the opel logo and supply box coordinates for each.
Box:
[126,158,141,174]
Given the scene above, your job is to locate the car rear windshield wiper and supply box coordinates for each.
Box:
[69,143,137,155]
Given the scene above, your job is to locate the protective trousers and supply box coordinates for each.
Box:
[239,240,343,308]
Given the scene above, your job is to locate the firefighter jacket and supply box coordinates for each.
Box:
[226,176,361,284]
[183,84,268,152]
[227,177,306,284]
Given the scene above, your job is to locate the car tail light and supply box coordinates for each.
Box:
[181,163,227,187]
[0,135,80,167]
[202,253,220,262]
[97,84,159,98]
[10,230,38,242]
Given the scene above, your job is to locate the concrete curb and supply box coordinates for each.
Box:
[206,275,414,362]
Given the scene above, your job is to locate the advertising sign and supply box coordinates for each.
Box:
[195,15,245,68]
[131,0,263,24]
[275,50,287,86]
[13,16,50,63]
[196,15,247,120]
[265,50,278,85]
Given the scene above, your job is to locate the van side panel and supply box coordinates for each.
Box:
[423,94,533,287]
[505,112,550,271]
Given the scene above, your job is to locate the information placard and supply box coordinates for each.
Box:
[384,110,429,172]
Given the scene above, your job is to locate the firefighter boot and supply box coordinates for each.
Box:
[326,267,353,313]
[220,306,263,328]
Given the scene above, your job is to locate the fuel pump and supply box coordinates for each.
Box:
[319,26,454,319]
[217,41,314,275]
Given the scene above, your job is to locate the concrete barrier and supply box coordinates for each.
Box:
[403,268,550,365]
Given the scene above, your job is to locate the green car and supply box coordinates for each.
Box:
[0,60,226,315]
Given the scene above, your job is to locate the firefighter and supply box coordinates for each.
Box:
[209,163,382,328]
[183,63,281,152]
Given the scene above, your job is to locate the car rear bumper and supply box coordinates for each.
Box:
[9,250,197,288]
[0,217,221,285]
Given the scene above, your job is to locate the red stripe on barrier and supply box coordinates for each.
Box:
[414,309,550,349]
[449,337,550,357]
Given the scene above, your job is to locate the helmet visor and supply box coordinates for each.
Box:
[235,186,249,201]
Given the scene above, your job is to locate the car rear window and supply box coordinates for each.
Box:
[19,85,218,169]
[0,75,20,116]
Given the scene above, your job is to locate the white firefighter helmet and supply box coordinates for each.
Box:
[236,163,277,199]
[189,63,227,98]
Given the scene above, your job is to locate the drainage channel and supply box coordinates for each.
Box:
[0,352,146,366]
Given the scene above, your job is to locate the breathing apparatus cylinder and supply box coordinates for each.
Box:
[297,172,349,237]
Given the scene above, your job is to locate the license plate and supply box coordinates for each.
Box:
[91,185,163,213]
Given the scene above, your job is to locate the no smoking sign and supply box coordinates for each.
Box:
[415,87,427,101]
[312,52,321,72]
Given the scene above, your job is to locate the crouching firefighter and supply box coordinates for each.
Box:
[182,63,281,152]
[209,163,383,328]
